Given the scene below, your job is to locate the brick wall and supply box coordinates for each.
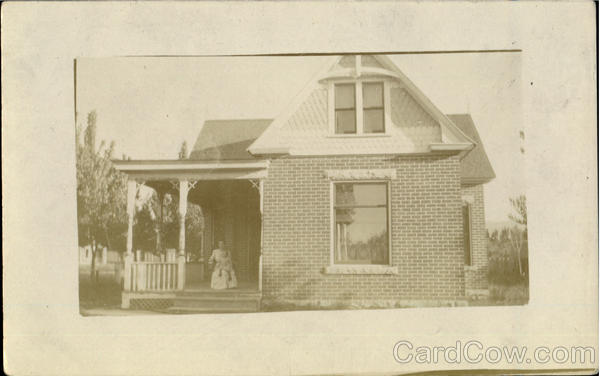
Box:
[261,154,466,305]
[461,184,489,291]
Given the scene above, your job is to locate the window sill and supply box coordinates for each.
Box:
[323,265,399,275]
[326,134,392,139]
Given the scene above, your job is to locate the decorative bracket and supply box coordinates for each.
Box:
[169,179,199,192]
[249,179,261,192]
[188,180,199,191]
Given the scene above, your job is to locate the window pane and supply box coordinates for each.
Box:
[363,82,383,108]
[364,109,385,133]
[335,183,387,207]
[335,110,356,134]
[335,207,389,264]
[335,84,355,109]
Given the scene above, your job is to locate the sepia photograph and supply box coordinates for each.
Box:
[3,2,596,375]
[75,53,527,315]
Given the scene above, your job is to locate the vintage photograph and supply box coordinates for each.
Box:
[76,53,527,315]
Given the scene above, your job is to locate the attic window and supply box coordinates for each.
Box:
[333,81,385,135]
[363,82,384,133]
[335,84,356,134]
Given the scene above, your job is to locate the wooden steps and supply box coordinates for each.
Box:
[167,288,261,314]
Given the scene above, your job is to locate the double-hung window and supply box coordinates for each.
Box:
[334,84,356,134]
[333,182,389,265]
[333,81,385,135]
[362,82,385,133]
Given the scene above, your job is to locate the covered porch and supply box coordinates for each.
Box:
[113,159,268,311]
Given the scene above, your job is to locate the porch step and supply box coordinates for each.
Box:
[169,290,261,313]
[178,290,261,299]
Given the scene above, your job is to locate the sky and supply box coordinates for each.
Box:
[76,53,524,223]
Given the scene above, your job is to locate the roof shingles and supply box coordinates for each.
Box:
[447,114,496,183]
[189,114,494,183]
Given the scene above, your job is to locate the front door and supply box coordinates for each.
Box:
[197,180,261,286]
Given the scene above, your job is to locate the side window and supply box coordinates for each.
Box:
[334,84,356,134]
[463,203,473,266]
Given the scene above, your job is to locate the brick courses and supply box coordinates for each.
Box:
[261,154,467,305]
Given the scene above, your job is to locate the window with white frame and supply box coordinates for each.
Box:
[333,81,385,135]
[334,84,356,134]
[362,82,385,133]
[333,182,389,264]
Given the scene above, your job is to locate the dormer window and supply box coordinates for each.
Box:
[334,84,356,134]
[332,81,386,135]
[362,82,384,133]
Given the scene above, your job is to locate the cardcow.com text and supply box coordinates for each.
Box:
[393,341,595,365]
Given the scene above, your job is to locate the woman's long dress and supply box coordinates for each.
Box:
[209,249,238,289]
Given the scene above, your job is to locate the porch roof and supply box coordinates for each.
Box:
[112,159,269,181]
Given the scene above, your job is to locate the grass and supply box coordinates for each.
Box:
[468,281,529,307]
[79,271,122,310]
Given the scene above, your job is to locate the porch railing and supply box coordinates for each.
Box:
[126,261,179,292]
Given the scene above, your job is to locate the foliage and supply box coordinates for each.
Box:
[487,230,529,285]
[128,140,204,257]
[178,141,188,160]
[76,111,127,252]
[508,195,527,227]
[156,195,204,255]
[487,283,529,305]
[185,204,204,260]
[133,198,158,252]
[344,230,388,263]
[487,195,529,285]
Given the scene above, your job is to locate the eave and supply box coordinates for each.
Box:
[461,176,495,185]
[112,159,269,180]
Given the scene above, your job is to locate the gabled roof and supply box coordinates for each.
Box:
[189,119,272,160]
[188,114,495,184]
[448,114,496,184]
[248,54,476,155]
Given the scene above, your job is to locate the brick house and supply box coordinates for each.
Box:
[114,55,494,311]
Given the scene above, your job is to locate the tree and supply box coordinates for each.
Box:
[133,198,158,253]
[509,226,526,277]
[178,141,188,160]
[508,194,528,279]
[509,195,527,227]
[76,111,127,283]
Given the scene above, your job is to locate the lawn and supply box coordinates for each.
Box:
[468,282,529,307]
[79,269,122,310]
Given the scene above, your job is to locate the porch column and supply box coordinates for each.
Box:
[177,179,189,290]
[123,179,137,293]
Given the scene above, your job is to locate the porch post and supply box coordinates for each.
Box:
[123,179,137,294]
[177,179,189,290]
